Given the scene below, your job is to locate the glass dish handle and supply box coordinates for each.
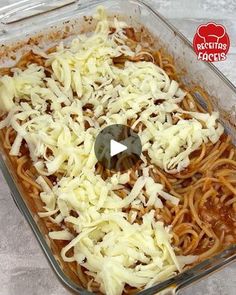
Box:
[0,0,77,25]
[174,246,236,294]
[140,245,236,295]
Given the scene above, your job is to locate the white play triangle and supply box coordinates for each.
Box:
[110,139,127,157]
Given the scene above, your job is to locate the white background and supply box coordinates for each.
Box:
[0,0,235,294]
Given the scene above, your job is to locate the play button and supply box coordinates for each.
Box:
[110,139,127,157]
[94,124,142,172]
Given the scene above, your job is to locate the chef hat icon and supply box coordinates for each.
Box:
[197,22,225,43]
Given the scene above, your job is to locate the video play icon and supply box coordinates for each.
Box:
[110,139,127,157]
[94,124,142,172]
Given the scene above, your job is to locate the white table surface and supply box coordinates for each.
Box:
[0,0,235,294]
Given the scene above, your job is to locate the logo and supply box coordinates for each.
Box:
[193,22,230,62]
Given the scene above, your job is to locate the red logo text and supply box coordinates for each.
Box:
[193,22,230,62]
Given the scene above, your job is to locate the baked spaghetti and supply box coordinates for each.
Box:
[0,7,236,295]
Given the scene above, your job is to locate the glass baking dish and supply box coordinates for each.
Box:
[0,0,236,294]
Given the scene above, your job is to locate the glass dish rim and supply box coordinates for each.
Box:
[0,0,236,294]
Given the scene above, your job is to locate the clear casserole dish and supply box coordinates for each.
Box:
[0,0,236,294]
